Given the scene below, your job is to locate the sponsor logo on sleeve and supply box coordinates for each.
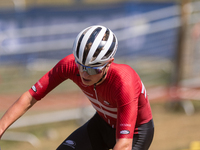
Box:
[120,124,131,127]
[120,130,130,135]
[37,81,43,88]
[31,85,37,92]
[63,140,76,149]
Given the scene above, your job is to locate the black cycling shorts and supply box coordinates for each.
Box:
[56,112,154,150]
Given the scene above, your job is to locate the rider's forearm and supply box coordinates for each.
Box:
[0,91,37,138]
[113,138,133,150]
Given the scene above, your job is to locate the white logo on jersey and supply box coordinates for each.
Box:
[104,100,110,105]
[120,124,131,127]
[37,81,43,88]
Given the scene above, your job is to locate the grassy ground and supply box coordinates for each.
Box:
[1,101,200,150]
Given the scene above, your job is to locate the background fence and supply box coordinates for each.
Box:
[0,1,180,90]
[0,1,200,91]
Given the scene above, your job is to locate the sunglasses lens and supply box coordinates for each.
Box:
[87,68,102,75]
[75,60,105,75]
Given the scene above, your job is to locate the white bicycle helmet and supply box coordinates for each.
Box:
[73,25,118,67]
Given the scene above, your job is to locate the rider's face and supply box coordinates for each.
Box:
[79,66,106,86]
[77,58,114,86]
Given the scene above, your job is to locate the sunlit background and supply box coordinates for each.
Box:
[0,0,200,150]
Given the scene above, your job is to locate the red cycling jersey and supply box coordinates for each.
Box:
[29,54,153,139]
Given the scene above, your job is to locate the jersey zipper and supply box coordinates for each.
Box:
[94,84,107,119]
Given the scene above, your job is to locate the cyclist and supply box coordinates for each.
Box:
[0,25,154,150]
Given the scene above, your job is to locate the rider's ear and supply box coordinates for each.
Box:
[107,58,114,67]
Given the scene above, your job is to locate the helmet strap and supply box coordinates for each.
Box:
[94,72,107,86]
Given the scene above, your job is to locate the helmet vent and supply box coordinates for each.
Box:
[90,62,101,66]
[73,25,118,67]
[102,35,116,59]
[91,29,110,62]
[76,34,84,59]
[83,27,102,64]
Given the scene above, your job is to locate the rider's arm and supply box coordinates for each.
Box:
[111,65,143,150]
[0,91,37,139]
[0,55,75,139]
[113,138,133,150]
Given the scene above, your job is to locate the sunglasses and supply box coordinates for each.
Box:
[75,60,108,75]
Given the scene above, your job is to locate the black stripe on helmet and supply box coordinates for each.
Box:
[91,29,110,63]
[102,35,116,59]
[76,33,84,59]
[82,27,102,65]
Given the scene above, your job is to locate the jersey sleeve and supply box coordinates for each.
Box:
[114,66,142,139]
[29,54,76,100]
